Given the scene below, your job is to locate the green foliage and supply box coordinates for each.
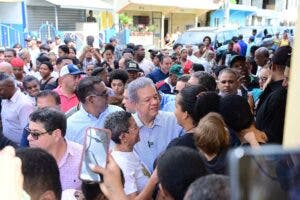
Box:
[148,24,156,32]
[119,13,133,25]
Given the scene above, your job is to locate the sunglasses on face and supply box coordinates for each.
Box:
[25,127,51,140]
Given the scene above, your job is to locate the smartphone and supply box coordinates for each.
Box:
[229,145,300,200]
[79,127,111,183]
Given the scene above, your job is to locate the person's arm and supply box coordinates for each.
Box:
[90,154,128,200]
[240,123,268,148]
[79,47,88,63]
[92,48,102,64]
[0,133,18,150]
[133,169,158,200]
[0,146,24,200]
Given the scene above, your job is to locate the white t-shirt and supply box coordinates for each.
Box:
[188,55,211,72]
[138,59,155,76]
[111,150,150,195]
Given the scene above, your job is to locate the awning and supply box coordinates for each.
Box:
[45,0,113,11]
[116,0,221,13]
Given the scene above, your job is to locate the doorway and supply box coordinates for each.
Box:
[164,18,169,37]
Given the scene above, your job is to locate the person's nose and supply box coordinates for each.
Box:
[27,133,33,141]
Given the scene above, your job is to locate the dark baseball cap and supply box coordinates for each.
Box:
[125,60,141,72]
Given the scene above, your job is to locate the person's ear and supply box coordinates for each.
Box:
[183,111,189,120]
[52,129,62,140]
[86,95,94,104]
[119,132,127,143]
[39,190,56,200]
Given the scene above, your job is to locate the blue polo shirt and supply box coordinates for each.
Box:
[147,68,168,84]
[133,111,184,172]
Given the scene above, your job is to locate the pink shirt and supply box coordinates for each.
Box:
[233,43,241,55]
[53,86,79,113]
[59,140,83,190]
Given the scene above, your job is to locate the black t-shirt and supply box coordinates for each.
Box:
[203,149,228,175]
[256,87,287,144]
[167,133,197,150]
[256,80,283,111]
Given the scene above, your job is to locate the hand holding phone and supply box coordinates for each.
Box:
[79,127,110,183]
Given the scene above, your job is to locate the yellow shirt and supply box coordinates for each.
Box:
[280,38,289,47]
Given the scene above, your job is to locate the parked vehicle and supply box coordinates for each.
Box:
[174,27,239,56]
[238,26,275,49]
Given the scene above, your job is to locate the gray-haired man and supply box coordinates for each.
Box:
[128,77,183,172]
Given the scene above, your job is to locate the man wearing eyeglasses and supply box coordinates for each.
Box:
[65,76,123,144]
[27,107,83,191]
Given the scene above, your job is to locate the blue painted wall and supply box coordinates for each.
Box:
[210,9,253,27]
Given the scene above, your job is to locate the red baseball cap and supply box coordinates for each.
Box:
[10,58,24,68]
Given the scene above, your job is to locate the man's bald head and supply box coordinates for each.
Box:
[0,62,13,75]
[254,47,269,67]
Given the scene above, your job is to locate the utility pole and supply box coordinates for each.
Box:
[224,0,230,27]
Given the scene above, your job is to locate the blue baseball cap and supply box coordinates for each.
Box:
[60,64,85,77]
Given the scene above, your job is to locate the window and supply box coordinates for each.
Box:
[214,18,220,27]
[133,16,150,26]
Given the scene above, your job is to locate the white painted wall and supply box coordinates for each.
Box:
[0,2,23,24]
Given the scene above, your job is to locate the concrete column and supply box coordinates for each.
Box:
[195,15,199,27]
[113,0,119,32]
[161,13,165,48]
[113,13,119,32]
[54,5,58,30]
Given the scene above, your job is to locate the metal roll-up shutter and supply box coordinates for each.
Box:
[27,6,55,32]
[27,6,85,32]
[57,8,85,31]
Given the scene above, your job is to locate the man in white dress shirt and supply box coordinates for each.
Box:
[0,72,34,144]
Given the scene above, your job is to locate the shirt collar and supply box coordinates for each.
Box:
[134,111,163,129]
[80,104,109,119]
[10,89,21,103]
[58,140,75,168]
[55,86,77,98]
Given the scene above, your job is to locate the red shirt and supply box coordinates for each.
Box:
[183,60,193,74]
[53,86,79,112]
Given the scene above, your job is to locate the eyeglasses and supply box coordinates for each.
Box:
[25,127,51,140]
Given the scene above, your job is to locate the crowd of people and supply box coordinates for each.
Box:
[0,29,293,200]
